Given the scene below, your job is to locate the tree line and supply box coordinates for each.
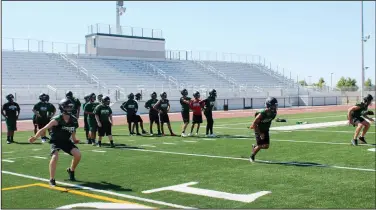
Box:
[298,77,374,90]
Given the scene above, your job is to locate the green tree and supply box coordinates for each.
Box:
[336,77,358,91]
[299,80,307,86]
[317,77,325,88]
[365,78,372,87]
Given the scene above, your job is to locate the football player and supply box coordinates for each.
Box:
[179,89,191,137]
[65,91,81,119]
[29,98,81,187]
[32,93,55,143]
[347,94,374,146]
[132,93,147,134]
[120,93,140,135]
[188,91,204,136]
[201,89,217,137]
[2,94,20,144]
[97,94,103,103]
[145,92,161,136]
[84,93,99,145]
[249,97,278,162]
[153,92,176,136]
[82,94,91,143]
[94,96,115,147]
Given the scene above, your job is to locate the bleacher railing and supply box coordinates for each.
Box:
[87,23,163,39]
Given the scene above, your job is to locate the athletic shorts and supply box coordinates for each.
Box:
[192,114,203,124]
[352,117,365,125]
[88,120,98,132]
[149,113,159,123]
[127,114,137,124]
[181,111,190,123]
[255,131,270,146]
[50,140,78,156]
[36,118,49,129]
[98,122,112,137]
[5,118,17,131]
[159,113,170,123]
[32,115,37,125]
[136,115,143,123]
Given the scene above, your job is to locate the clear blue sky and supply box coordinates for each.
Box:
[2,1,375,87]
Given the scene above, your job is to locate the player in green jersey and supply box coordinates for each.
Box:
[94,96,114,147]
[120,93,140,135]
[82,94,91,143]
[97,94,103,103]
[2,94,20,144]
[347,94,374,146]
[132,93,147,134]
[201,89,217,137]
[32,93,56,143]
[249,97,278,162]
[145,92,161,136]
[29,98,81,187]
[65,91,81,119]
[179,89,191,137]
[153,92,176,136]
[84,93,100,145]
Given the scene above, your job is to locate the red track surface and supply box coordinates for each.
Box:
[3,105,375,132]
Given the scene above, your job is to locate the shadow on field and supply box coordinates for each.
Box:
[14,142,42,145]
[63,181,132,192]
[216,134,252,139]
[102,143,145,150]
[256,160,326,168]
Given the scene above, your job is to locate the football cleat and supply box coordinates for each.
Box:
[358,137,368,144]
[351,139,358,146]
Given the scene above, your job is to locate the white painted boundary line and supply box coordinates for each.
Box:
[124,149,376,172]
[2,159,14,163]
[1,171,196,209]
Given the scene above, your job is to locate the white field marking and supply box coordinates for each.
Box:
[139,144,157,148]
[127,140,135,142]
[213,115,345,127]
[32,156,47,159]
[368,148,376,152]
[182,140,197,143]
[2,151,14,154]
[32,148,42,151]
[142,182,271,203]
[124,148,376,172]
[292,129,376,134]
[201,138,216,141]
[270,120,348,131]
[162,142,176,145]
[57,202,153,209]
[2,159,14,163]
[92,150,107,153]
[1,171,196,209]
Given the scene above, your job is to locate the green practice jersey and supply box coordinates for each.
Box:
[352,102,368,118]
[255,109,277,132]
[50,114,78,142]
[33,102,55,119]
[145,99,159,114]
[180,97,191,112]
[93,104,112,123]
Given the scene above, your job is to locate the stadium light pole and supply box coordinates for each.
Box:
[330,72,333,90]
[360,1,371,99]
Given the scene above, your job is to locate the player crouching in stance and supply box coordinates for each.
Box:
[145,92,162,136]
[179,89,191,137]
[347,94,374,146]
[153,92,176,136]
[29,98,81,186]
[2,94,20,144]
[94,96,115,148]
[249,97,278,162]
[132,93,147,134]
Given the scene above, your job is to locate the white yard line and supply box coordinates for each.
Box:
[1,171,196,209]
[123,149,375,172]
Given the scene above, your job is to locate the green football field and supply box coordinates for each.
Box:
[1,110,376,209]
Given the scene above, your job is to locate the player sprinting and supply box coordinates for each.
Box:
[94,96,115,148]
[132,93,147,134]
[145,92,161,136]
[65,91,81,119]
[153,92,176,136]
[120,93,141,135]
[249,97,278,162]
[201,89,217,137]
[29,98,82,187]
[347,94,374,146]
[82,94,91,143]
[84,93,99,145]
[179,89,191,137]
[188,91,204,136]
[32,93,56,143]
[2,94,20,144]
